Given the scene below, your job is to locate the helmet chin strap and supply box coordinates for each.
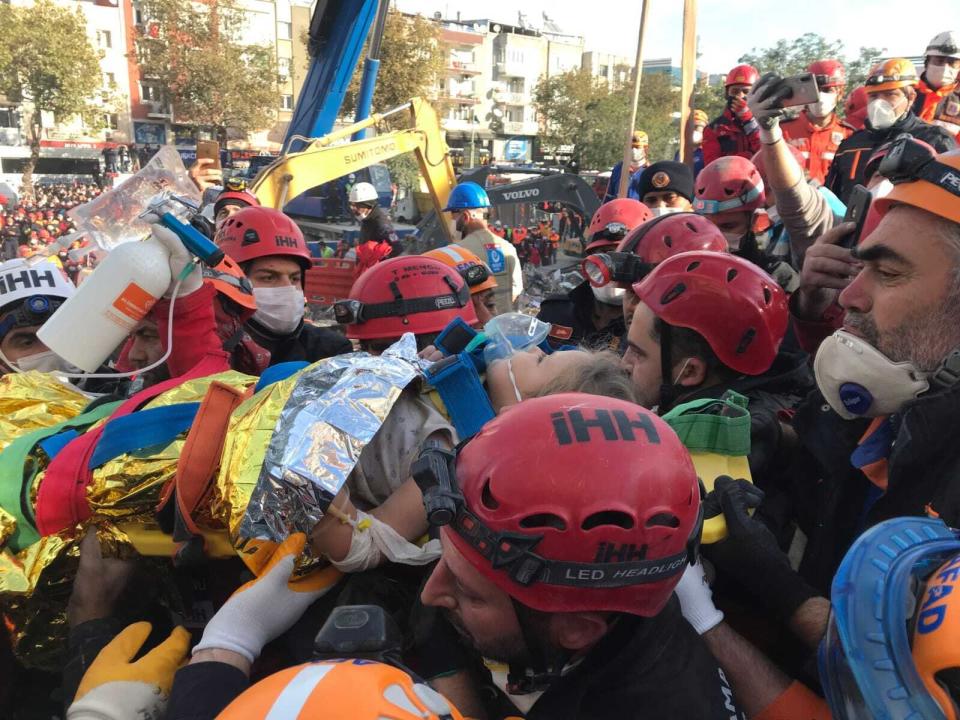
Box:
[507,599,574,695]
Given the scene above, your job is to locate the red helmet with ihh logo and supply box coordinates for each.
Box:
[693,156,766,216]
[808,59,846,90]
[338,256,477,340]
[633,251,788,375]
[216,206,312,271]
[725,64,759,89]
[448,393,701,616]
[586,199,653,252]
[617,212,729,265]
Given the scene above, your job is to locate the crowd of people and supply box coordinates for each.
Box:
[2,27,960,720]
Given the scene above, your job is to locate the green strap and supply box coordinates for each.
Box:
[0,400,122,552]
[662,390,752,457]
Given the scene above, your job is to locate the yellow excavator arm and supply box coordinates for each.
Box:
[250,97,456,242]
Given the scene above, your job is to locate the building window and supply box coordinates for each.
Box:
[0,108,17,128]
[278,57,291,77]
[508,78,524,93]
[598,64,609,77]
[507,108,524,122]
[140,80,161,102]
[96,30,112,48]
[281,94,294,110]
[104,113,119,130]
[277,21,292,40]
[103,72,116,88]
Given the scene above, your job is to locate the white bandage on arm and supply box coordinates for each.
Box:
[329,510,441,573]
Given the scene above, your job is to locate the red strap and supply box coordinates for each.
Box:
[35,353,230,537]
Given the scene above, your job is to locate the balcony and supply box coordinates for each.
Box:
[503,92,529,105]
[503,120,539,136]
[439,90,479,104]
[496,61,527,79]
[442,118,482,133]
[447,60,480,75]
[143,100,172,119]
[0,127,22,146]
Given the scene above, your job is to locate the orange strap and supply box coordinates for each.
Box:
[169,381,248,539]
[754,680,832,720]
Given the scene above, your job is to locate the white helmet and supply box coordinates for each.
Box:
[926,31,960,60]
[348,182,379,205]
[0,258,75,313]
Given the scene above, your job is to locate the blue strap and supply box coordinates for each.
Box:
[425,353,495,440]
[256,361,309,393]
[38,429,79,460]
[89,402,201,470]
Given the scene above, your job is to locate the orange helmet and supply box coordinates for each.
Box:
[913,553,960,720]
[217,660,465,719]
[422,245,497,294]
[202,255,256,311]
[874,147,960,225]
[864,58,918,93]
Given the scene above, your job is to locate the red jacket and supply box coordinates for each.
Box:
[702,107,761,166]
[782,111,851,185]
[354,240,393,278]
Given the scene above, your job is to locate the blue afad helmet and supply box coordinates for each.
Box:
[819,516,960,719]
[443,182,491,212]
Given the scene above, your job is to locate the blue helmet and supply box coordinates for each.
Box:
[443,182,491,212]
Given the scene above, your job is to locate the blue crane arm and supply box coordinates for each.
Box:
[283,0,380,152]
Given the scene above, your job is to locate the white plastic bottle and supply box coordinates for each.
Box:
[37,236,171,372]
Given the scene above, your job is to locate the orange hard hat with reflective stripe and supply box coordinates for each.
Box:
[422,245,497,294]
[875,148,960,225]
[864,58,918,93]
[217,660,465,719]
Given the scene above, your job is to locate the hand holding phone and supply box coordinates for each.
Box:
[196,139,221,169]
[840,185,872,249]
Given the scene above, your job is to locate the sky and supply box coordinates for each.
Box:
[393,0,938,75]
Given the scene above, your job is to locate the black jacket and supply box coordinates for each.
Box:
[537,280,625,352]
[825,110,956,204]
[527,599,745,719]
[167,661,249,720]
[360,206,403,257]
[246,318,352,366]
[791,382,960,594]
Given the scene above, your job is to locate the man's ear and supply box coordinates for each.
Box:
[675,355,708,388]
[904,86,917,102]
[549,612,610,653]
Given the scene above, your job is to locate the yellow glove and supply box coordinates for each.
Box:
[68,622,190,720]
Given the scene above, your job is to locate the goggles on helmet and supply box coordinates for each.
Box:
[411,443,703,590]
[819,516,960,720]
[334,278,470,326]
[202,265,254,294]
[0,295,63,340]
[879,135,960,200]
[693,183,764,215]
[582,252,654,288]
[594,221,631,239]
[865,71,917,87]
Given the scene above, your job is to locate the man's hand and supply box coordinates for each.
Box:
[67,530,137,628]
[730,97,754,123]
[418,344,445,363]
[188,158,222,193]
[793,221,861,319]
[146,219,203,298]
[748,73,793,143]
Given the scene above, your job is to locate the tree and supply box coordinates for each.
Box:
[0,0,104,198]
[739,33,845,77]
[845,46,886,91]
[134,0,279,144]
[342,10,447,121]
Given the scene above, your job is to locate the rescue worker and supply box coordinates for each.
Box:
[913,31,960,137]
[826,58,956,203]
[349,181,403,275]
[702,64,761,165]
[445,182,522,315]
[537,199,652,349]
[490,220,506,238]
[423,245,499,325]
[602,130,650,203]
[212,187,259,230]
[0,257,76,374]
[216,206,352,365]
[692,156,769,264]
[781,60,851,185]
[419,393,745,719]
[630,160,695,214]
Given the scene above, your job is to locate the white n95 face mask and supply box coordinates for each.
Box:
[14,350,76,374]
[927,63,959,90]
[650,206,682,217]
[866,98,899,130]
[814,330,929,419]
[252,286,305,335]
[806,91,838,118]
[692,129,704,145]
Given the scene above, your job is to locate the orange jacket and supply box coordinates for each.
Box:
[913,78,960,137]
[782,112,850,186]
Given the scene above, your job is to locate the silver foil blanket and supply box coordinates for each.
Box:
[239,334,426,542]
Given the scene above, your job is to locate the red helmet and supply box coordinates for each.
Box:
[808,59,846,90]
[618,212,729,265]
[216,206,312,272]
[447,393,701,616]
[633,251,788,375]
[585,199,653,252]
[725,64,759,89]
[751,145,806,185]
[844,86,869,131]
[214,189,260,216]
[693,156,765,216]
[337,256,477,340]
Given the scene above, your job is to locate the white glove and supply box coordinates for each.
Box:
[675,559,724,635]
[193,533,331,664]
[147,219,203,299]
